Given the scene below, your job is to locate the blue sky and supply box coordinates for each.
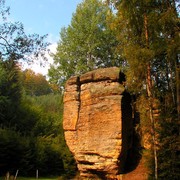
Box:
[6,0,83,43]
[5,0,83,74]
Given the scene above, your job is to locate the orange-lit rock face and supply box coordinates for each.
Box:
[63,67,133,179]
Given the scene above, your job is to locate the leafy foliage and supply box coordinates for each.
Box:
[0,59,22,126]
[0,1,76,177]
[109,0,179,179]
[0,0,49,61]
[0,0,179,179]
[0,90,76,177]
[0,128,29,175]
[21,69,51,96]
[156,95,180,180]
[48,0,122,87]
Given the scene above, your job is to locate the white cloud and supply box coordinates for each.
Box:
[47,33,59,44]
[21,43,57,76]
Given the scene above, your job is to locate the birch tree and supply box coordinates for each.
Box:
[48,0,122,87]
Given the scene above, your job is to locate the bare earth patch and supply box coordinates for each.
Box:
[122,158,148,180]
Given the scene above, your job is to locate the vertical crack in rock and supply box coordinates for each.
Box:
[118,91,133,174]
[63,67,133,179]
[76,76,81,130]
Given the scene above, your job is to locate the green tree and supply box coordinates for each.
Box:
[0,61,9,119]
[0,0,48,62]
[21,94,76,177]
[22,69,51,96]
[0,58,22,126]
[157,100,179,179]
[110,0,179,179]
[49,0,121,87]
[0,0,49,125]
[0,1,76,177]
[0,128,29,175]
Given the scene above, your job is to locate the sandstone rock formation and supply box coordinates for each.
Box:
[63,67,133,179]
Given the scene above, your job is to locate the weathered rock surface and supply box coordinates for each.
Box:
[63,67,133,179]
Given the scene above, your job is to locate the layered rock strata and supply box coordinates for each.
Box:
[63,67,133,179]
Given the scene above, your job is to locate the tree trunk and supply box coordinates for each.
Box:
[176,58,180,120]
[144,13,158,180]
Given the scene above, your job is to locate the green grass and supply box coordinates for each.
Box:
[19,178,58,180]
[1,177,59,180]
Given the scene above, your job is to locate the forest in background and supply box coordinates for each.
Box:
[0,61,76,178]
[0,0,179,179]
[0,0,76,178]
